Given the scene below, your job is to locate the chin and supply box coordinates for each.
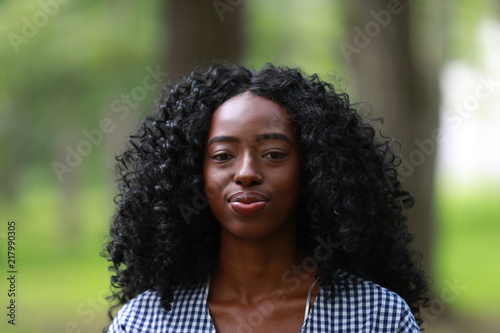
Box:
[219,217,296,241]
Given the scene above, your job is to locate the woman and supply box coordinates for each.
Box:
[104,64,428,332]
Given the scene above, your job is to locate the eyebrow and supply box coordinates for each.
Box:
[207,132,292,146]
[255,133,292,144]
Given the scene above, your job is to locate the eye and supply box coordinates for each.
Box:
[263,151,286,159]
[212,153,233,161]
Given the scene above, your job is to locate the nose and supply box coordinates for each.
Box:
[234,152,263,187]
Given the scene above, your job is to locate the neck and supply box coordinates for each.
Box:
[210,224,308,303]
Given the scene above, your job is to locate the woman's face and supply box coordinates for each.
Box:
[203,92,302,240]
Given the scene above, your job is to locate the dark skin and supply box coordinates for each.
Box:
[203,93,320,333]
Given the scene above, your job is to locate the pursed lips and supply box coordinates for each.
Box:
[227,192,269,216]
[228,191,269,203]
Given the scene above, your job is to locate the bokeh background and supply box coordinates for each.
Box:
[1,0,499,332]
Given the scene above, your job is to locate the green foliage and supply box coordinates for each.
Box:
[244,0,349,79]
[435,182,500,315]
[447,0,499,61]
[1,0,499,331]
[2,179,499,332]
[0,0,162,196]
[1,184,113,332]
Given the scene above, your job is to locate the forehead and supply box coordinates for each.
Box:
[208,92,294,136]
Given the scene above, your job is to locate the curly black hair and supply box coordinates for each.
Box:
[103,63,428,326]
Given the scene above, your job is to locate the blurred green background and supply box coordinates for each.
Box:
[1,1,499,332]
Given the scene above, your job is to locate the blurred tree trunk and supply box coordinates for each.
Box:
[163,0,245,77]
[342,0,444,278]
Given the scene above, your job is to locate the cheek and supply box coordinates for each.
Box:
[204,167,228,201]
[275,158,301,183]
[204,171,230,222]
[278,164,302,199]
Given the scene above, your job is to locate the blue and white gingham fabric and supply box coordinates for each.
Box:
[108,270,420,332]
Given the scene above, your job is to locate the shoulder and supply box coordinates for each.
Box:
[107,282,212,333]
[107,290,165,332]
[316,270,420,332]
[334,270,409,307]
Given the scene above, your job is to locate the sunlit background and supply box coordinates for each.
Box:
[1,1,499,332]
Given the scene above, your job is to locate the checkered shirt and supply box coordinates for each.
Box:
[108,270,420,332]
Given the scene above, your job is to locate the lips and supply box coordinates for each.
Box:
[228,192,269,216]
